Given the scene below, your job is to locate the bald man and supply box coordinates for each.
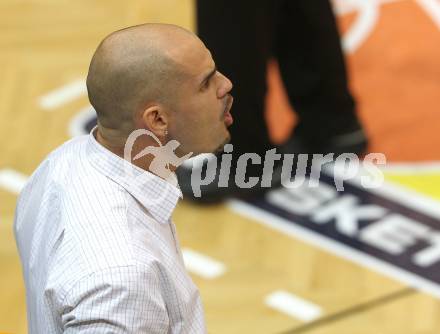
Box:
[14,24,233,333]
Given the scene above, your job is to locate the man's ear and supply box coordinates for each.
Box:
[139,105,168,137]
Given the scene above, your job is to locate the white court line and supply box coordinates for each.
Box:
[39,79,87,110]
[182,248,226,279]
[333,0,402,15]
[380,161,440,174]
[0,169,28,194]
[333,0,363,15]
[340,0,380,54]
[265,290,323,322]
[417,0,440,29]
[333,0,405,54]
[227,198,440,299]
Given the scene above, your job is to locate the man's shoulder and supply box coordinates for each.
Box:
[22,135,89,188]
[47,134,89,163]
[15,135,92,223]
[33,134,121,201]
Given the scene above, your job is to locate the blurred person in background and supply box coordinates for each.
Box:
[177,0,368,202]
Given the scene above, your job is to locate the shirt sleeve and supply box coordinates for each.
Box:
[61,264,169,333]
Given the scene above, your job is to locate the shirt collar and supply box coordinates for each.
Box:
[86,127,182,224]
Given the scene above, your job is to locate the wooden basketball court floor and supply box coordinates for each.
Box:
[1,0,440,333]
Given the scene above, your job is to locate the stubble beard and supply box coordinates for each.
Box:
[213,134,231,154]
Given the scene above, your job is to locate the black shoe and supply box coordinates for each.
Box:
[176,152,283,204]
[282,121,368,156]
[177,153,232,204]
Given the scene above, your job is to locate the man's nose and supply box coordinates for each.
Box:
[216,72,233,98]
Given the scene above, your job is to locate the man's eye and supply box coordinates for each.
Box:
[200,79,210,91]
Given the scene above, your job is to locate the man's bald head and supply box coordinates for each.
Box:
[87,23,197,135]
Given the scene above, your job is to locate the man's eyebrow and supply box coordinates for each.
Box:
[200,66,217,88]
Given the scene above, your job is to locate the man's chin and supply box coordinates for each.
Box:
[213,135,231,154]
[192,133,231,155]
[213,146,224,154]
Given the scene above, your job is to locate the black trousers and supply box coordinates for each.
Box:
[196,0,357,156]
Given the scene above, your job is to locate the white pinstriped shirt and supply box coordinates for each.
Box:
[14,129,206,333]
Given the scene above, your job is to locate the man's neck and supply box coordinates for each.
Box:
[95,127,177,176]
[95,128,126,158]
